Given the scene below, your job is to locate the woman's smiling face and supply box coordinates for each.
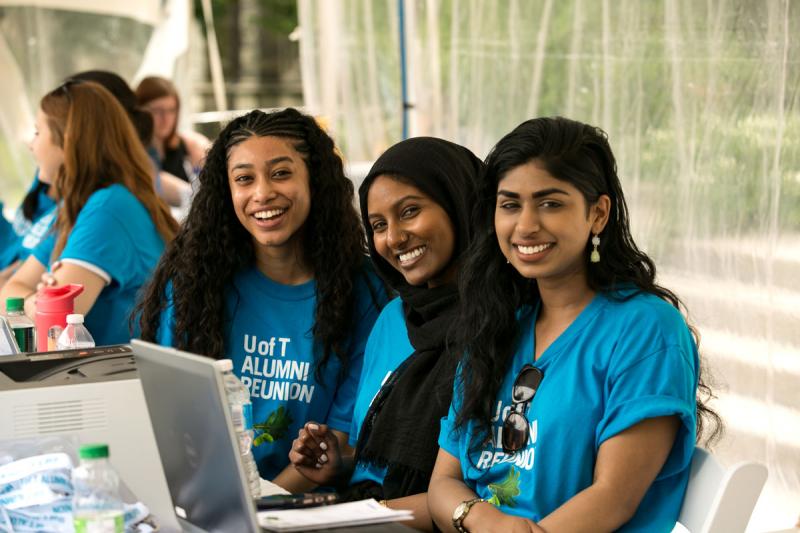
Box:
[494,161,608,286]
[367,175,457,287]
[227,135,312,254]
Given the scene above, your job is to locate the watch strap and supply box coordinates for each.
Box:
[453,497,486,532]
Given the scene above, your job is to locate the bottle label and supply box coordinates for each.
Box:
[12,325,35,353]
[230,402,253,431]
[74,513,124,533]
[242,403,253,431]
[230,404,244,431]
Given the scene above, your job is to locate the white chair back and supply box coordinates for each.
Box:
[676,447,768,533]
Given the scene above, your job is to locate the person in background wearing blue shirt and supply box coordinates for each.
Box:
[135,108,387,492]
[0,174,56,288]
[0,69,187,289]
[0,81,178,346]
[428,117,722,533]
[288,137,484,530]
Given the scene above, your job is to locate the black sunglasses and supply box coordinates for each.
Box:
[501,364,544,454]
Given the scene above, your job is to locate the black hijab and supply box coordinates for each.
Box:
[353,137,484,499]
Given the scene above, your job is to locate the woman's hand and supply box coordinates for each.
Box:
[288,422,346,485]
[36,260,61,291]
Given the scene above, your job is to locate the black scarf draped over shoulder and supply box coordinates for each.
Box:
[352,137,484,499]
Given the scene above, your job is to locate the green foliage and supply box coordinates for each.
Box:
[253,406,293,446]
[194,0,297,36]
[487,467,521,508]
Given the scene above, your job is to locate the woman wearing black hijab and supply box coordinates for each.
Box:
[289,137,483,530]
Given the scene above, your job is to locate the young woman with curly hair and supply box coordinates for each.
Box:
[428,117,722,532]
[135,108,386,492]
[0,80,178,345]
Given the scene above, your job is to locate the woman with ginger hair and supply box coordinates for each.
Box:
[0,80,178,346]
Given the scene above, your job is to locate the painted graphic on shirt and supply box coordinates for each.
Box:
[253,406,294,446]
[488,467,522,507]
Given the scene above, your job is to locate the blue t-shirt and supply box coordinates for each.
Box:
[31,184,166,346]
[439,290,698,532]
[348,297,414,485]
[157,265,386,480]
[0,175,57,269]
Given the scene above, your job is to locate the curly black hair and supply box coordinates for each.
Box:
[136,108,377,376]
[455,116,722,448]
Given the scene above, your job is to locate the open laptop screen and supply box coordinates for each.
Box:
[132,339,260,533]
[0,317,21,356]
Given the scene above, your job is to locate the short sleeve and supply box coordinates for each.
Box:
[347,324,382,447]
[31,232,56,267]
[325,271,386,433]
[58,199,133,285]
[438,403,462,458]
[438,376,464,458]
[596,345,697,479]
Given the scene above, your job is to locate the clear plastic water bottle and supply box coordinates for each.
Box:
[56,313,95,350]
[5,297,35,352]
[72,443,124,533]
[215,359,261,498]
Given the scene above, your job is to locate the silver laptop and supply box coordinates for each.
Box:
[132,339,262,533]
[0,316,21,356]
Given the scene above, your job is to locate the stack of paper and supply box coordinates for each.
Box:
[257,498,413,532]
[259,478,290,497]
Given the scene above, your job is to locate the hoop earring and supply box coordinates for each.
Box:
[590,234,601,263]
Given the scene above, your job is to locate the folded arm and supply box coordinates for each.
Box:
[429,415,679,533]
[0,256,105,318]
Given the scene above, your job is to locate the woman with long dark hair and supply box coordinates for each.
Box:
[136,108,386,491]
[0,80,178,345]
[428,117,721,532]
[287,137,484,530]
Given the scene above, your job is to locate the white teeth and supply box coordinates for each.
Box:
[254,208,285,220]
[517,243,552,255]
[398,246,426,263]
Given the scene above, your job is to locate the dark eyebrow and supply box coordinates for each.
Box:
[497,190,520,199]
[229,156,294,172]
[497,188,570,199]
[532,188,569,199]
[367,194,426,220]
[267,156,293,165]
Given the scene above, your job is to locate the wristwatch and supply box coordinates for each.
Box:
[452,497,486,532]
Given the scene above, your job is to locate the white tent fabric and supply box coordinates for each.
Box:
[133,0,190,83]
[0,0,191,202]
[0,0,163,26]
[298,1,800,531]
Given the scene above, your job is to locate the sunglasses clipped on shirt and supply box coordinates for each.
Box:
[501,364,544,454]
